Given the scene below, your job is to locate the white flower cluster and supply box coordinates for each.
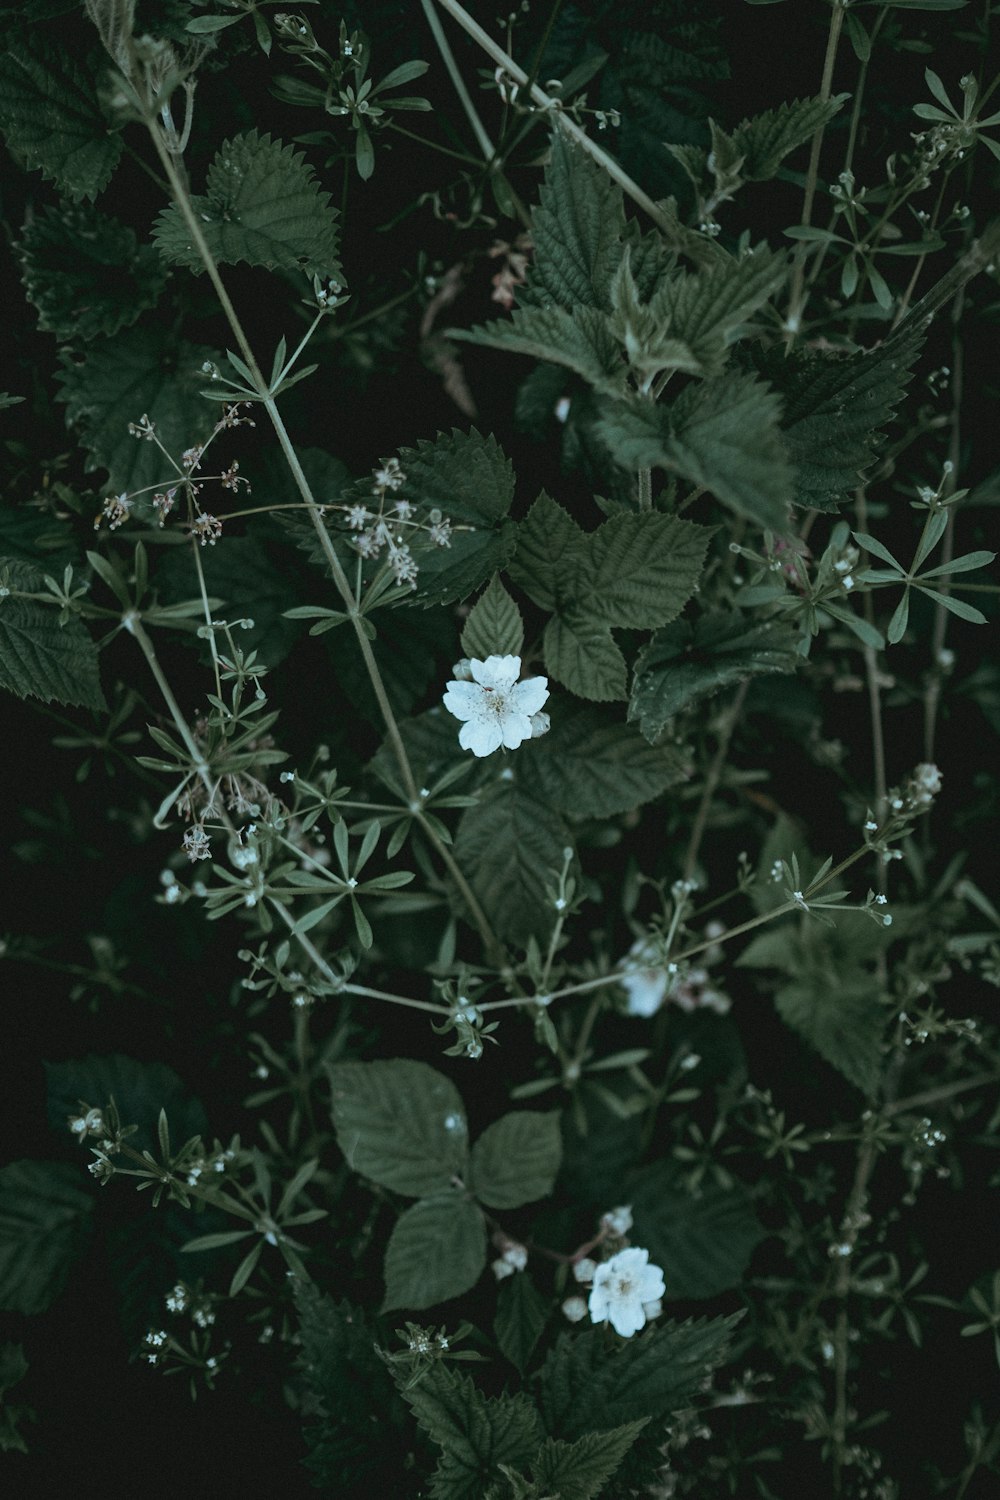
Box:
[443,655,549,757]
[619,937,731,1019]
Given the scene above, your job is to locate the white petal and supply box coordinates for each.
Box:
[588,1285,611,1323]
[510,675,549,717]
[471,654,521,690]
[500,711,533,750]
[608,1299,646,1338]
[460,718,503,757]
[639,1265,666,1302]
[443,681,485,721]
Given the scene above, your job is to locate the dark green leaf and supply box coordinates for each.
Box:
[0,37,121,201]
[450,304,622,386]
[495,1274,549,1375]
[650,246,787,377]
[530,1420,649,1500]
[45,1053,207,1159]
[469,1112,562,1209]
[0,559,104,710]
[523,702,690,815]
[0,1161,94,1314]
[402,1364,544,1500]
[18,202,166,341]
[732,95,849,181]
[528,129,625,311]
[382,1194,486,1312]
[453,784,575,946]
[630,1164,766,1298]
[509,491,585,613]
[542,611,628,701]
[328,1058,469,1198]
[461,575,524,659]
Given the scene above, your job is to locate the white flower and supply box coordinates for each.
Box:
[620,938,671,1018]
[588,1247,666,1337]
[562,1296,588,1323]
[442,655,549,758]
[602,1205,633,1237]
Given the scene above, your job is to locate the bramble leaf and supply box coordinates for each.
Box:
[522,702,690,815]
[469,1112,562,1209]
[495,1273,549,1376]
[454,783,575,945]
[630,1164,766,1298]
[461,575,524,659]
[382,1195,486,1312]
[328,1059,468,1198]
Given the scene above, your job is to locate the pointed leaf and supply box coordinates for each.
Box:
[382,1194,486,1312]
[328,1058,468,1198]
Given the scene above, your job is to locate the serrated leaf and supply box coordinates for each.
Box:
[153,130,342,282]
[469,1112,562,1209]
[382,1194,486,1312]
[583,512,712,627]
[650,246,787,377]
[155,536,302,668]
[509,491,585,612]
[523,702,689,815]
[495,1273,549,1376]
[630,1165,765,1298]
[0,557,104,710]
[56,327,218,494]
[328,1059,468,1198]
[0,37,121,201]
[531,1420,649,1500]
[451,303,622,386]
[543,611,628,701]
[528,129,626,311]
[461,575,524,659]
[453,784,575,945]
[402,1364,544,1500]
[629,612,799,739]
[536,1314,742,1442]
[732,94,849,181]
[775,975,885,1094]
[18,201,166,341]
[0,1161,94,1314]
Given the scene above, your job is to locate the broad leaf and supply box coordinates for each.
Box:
[495,1273,549,1375]
[630,611,799,740]
[57,327,218,495]
[0,558,104,711]
[328,1059,468,1198]
[155,536,302,669]
[542,610,628,701]
[0,1161,94,1314]
[583,512,712,628]
[523,702,690,816]
[154,129,342,282]
[649,246,787,377]
[18,201,166,341]
[733,94,849,181]
[630,1164,765,1298]
[509,491,585,612]
[453,784,575,946]
[461,574,524,660]
[382,1194,486,1312]
[469,1111,562,1209]
[0,37,121,201]
[530,1420,649,1500]
[402,1364,544,1500]
[451,304,622,386]
[774,975,886,1095]
[527,129,625,311]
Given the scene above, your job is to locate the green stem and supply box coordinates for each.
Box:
[786,0,846,335]
[421,0,496,160]
[637,467,652,512]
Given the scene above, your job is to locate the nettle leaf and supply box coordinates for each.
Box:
[45,1053,207,1159]
[0,37,121,201]
[630,612,800,740]
[454,782,575,946]
[402,1364,544,1500]
[649,246,787,377]
[732,94,850,181]
[630,1164,766,1299]
[56,327,218,494]
[0,1161,94,1314]
[527,129,626,311]
[452,303,623,387]
[530,1420,650,1500]
[382,1194,486,1312]
[18,201,166,341]
[495,1273,549,1376]
[775,975,885,1096]
[522,701,690,816]
[153,129,342,281]
[0,557,104,711]
[469,1112,562,1210]
[329,1059,469,1198]
[396,428,517,606]
[537,1314,742,1442]
[294,1283,408,1492]
[461,575,524,659]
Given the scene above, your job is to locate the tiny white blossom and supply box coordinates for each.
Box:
[573,1257,598,1285]
[602,1205,633,1236]
[588,1247,666,1337]
[492,1256,516,1281]
[442,655,549,758]
[562,1296,588,1323]
[620,937,669,1017]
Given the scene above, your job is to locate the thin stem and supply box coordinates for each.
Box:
[421,0,495,160]
[786,0,846,334]
[637,468,652,512]
[683,681,748,884]
[924,287,965,764]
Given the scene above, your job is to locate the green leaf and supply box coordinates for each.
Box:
[527,129,625,311]
[450,304,622,386]
[461,575,524,659]
[0,1161,94,1314]
[775,975,886,1095]
[453,784,575,946]
[542,612,628,701]
[732,94,850,181]
[294,1283,408,1492]
[402,1364,544,1500]
[56,327,218,495]
[650,246,787,377]
[536,1314,742,1442]
[17,201,166,341]
[495,1273,549,1375]
[153,129,343,282]
[328,1058,469,1198]
[522,702,690,816]
[509,491,585,613]
[0,37,121,201]
[382,1194,486,1312]
[45,1053,207,1159]
[629,612,799,740]
[0,1341,32,1455]
[469,1112,562,1209]
[583,512,713,628]
[0,558,104,710]
[530,1420,649,1500]
[630,1165,766,1298]
[155,536,302,669]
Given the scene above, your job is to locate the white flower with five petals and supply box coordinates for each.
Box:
[588,1247,666,1337]
[442,655,549,758]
